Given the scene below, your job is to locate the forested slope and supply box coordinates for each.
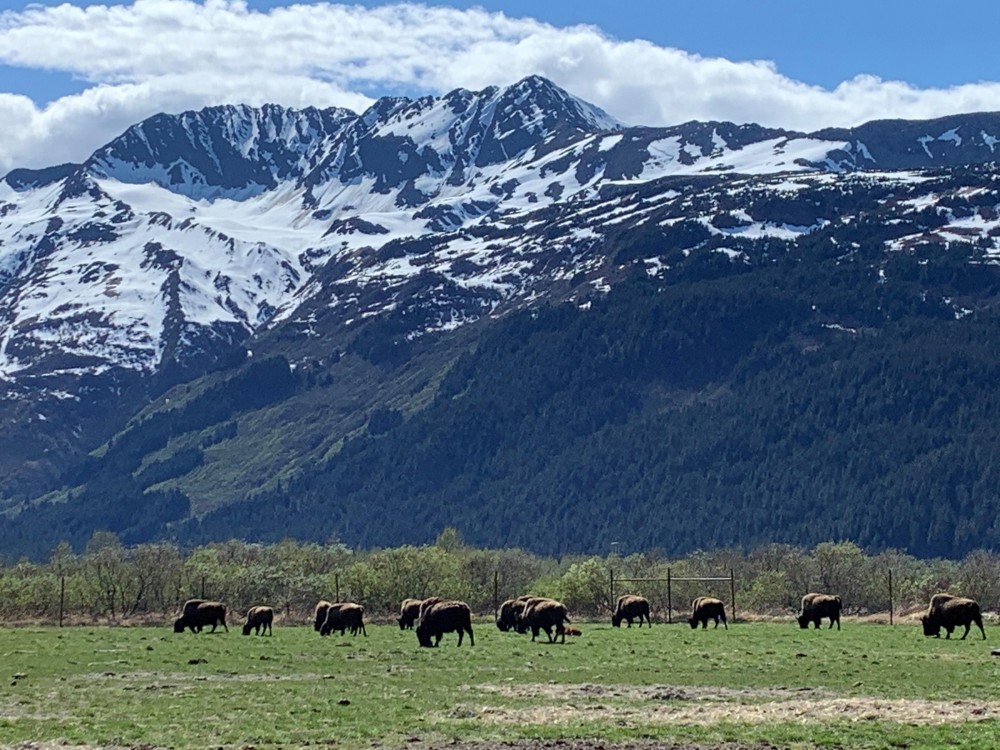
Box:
[184,256,1000,558]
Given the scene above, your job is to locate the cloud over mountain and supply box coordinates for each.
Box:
[4,1,1000,175]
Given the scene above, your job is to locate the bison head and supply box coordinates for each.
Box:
[173,618,186,633]
[242,623,253,636]
[496,621,510,632]
[611,614,621,628]
[796,613,810,629]
[688,617,699,629]
[397,617,407,631]
[921,614,941,637]
[415,623,434,648]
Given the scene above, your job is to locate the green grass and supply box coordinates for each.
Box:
[2,621,999,749]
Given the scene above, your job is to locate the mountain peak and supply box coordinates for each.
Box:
[84,103,356,199]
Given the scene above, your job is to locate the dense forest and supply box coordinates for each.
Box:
[186,254,1000,559]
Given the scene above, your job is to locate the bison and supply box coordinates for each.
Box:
[418,597,444,620]
[398,598,423,630]
[921,594,985,640]
[496,595,535,632]
[313,600,333,632]
[796,593,841,630]
[688,596,728,629]
[416,600,474,647]
[513,596,553,634]
[242,606,273,636]
[174,600,228,633]
[320,602,367,637]
[522,598,571,643]
[612,594,651,628]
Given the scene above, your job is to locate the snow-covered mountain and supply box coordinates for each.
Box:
[4,75,1000,504]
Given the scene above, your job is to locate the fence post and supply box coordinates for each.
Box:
[335,573,341,602]
[730,568,737,624]
[59,574,66,628]
[493,570,499,621]
[609,568,615,611]
[667,568,672,624]
[200,575,206,600]
[888,568,894,626]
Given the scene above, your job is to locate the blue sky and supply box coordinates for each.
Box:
[2,0,1000,173]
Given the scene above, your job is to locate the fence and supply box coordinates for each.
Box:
[612,568,738,623]
[0,534,983,626]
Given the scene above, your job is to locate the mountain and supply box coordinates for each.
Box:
[3,77,1000,558]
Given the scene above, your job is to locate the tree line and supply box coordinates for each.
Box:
[2,531,998,624]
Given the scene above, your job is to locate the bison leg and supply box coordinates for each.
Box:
[466,625,475,647]
[976,617,986,640]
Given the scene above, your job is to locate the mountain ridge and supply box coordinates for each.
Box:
[4,77,1000,557]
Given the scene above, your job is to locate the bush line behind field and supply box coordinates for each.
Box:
[3,530,1000,624]
[2,624,1000,750]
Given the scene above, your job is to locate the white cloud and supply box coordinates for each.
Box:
[3,0,1000,174]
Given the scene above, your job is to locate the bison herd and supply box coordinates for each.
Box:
[169,590,988,643]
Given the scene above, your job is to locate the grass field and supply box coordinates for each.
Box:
[2,619,999,749]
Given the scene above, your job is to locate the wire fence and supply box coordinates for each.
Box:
[0,536,993,625]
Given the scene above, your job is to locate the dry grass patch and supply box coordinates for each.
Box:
[467,682,1000,726]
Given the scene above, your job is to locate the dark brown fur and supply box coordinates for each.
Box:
[242,605,273,636]
[174,601,228,633]
[921,594,985,640]
[320,602,366,636]
[416,600,474,647]
[496,595,534,632]
[612,594,651,628]
[522,598,571,643]
[688,596,727,629]
[398,598,422,630]
[796,593,841,630]
[514,596,552,634]
[313,600,333,632]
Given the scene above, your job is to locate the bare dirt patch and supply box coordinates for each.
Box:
[466,683,1000,726]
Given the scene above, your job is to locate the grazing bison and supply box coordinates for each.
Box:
[514,596,553,634]
[320,602,367,637]
[496,595,535,632]
[796,593,842,630]
[523,598,571,643]
[688,596,728,629]
[921,594,985,640]
[174,600,228,633]
[398,598,423,630]
[418,597,444,621]
[612,594,651,628]
[416,600,474,647]
[242,606,273,636]
[313,600,333,632]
